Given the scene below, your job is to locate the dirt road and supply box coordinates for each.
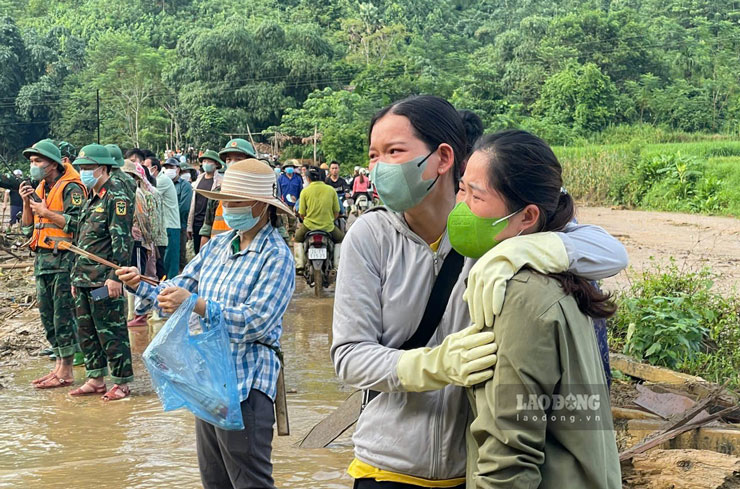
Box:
[577,206,740,293]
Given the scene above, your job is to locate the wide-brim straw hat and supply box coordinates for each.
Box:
[196,159,294,215]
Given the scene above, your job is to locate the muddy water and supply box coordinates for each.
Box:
[0,283,355,488]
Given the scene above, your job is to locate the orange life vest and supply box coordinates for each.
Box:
[30,163,87,251]
[211,200,231,236]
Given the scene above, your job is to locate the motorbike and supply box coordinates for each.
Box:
[351,194,373,215]
[303,230,335,298]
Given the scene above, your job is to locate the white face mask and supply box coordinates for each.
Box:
[180,173,192,182]
[164,168,178,180]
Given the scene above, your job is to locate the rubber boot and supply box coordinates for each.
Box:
[293,242,306,271]
[333,242,342,269]
[73,352,85,366]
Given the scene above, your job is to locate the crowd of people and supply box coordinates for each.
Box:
[9,93,629,489]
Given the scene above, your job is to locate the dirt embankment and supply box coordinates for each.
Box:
[577,206,740,294]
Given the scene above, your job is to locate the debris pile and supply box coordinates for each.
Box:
[610,353,740,488]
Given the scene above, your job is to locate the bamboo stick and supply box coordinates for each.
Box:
[50,239,159,286]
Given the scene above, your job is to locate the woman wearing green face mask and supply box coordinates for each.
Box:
[458,130,621,488]
[331,96,627,488]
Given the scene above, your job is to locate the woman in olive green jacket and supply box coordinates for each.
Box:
[448,130,621,489]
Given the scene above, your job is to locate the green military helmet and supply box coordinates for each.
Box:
[105,144,125,168]
[76,144,117,166]
[218,138,256,161]
[57,141,77,162]
[198,149,224,169]
[179,161,193,171]
[22,139,63,166]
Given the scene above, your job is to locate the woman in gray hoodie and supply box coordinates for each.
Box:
[331,96,627,489]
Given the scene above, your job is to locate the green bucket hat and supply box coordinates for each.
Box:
[23,139,63,166]
[104,144,125,168]
[218,138,256,160]
[76,144,116,166]
[198,149,224,169]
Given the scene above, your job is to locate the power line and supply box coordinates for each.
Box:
[1,27,740,107]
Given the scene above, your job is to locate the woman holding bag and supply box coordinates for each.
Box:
[117,159,295,489]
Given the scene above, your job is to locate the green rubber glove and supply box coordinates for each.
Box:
[463,232,569,329]
[396,325,498,392]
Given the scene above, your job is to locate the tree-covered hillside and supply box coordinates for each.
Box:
[2,0,740,165]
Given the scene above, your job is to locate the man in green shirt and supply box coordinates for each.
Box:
[295,166,343,243]
[294,167,343,271]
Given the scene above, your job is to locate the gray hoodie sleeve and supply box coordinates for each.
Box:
[331,216,405,392]
[557,222,628,280]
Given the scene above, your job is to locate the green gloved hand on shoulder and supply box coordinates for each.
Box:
[396,325,498,392]
[463,232,568,329]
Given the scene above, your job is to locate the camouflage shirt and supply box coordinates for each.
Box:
[71,176,134,287]
[109,167,137,203]
[21,179,85,276]
[198,184,220,237]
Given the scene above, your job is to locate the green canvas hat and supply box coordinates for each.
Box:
[104,144,125,168]
[198,149,224,169]
[22,139,63,166]
[218,138,256,160]
[76,144,116,166]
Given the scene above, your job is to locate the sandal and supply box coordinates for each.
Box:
[31,370,56,385]
[69,381,107,397]
[102,384,130,401]
[35,374,74,389]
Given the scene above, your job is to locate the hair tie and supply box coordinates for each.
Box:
[560,187,568,195]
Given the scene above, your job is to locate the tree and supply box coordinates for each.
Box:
[534,62,616,132]
[85,32,167,147]
[273,87,377,169]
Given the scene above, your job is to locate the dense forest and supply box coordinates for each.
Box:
[2,0,740,165]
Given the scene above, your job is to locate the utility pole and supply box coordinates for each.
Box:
[96,89,100,144]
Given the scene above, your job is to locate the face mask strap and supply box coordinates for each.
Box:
[490,207,525,228]
[416,148,437,168]
[420,147,441,191]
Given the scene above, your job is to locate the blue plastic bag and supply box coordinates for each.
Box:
[143,294,245,430]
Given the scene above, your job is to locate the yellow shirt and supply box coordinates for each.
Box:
[348,459,465,488]
[429,234,443,252]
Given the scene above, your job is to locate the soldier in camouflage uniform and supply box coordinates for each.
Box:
[68,144,135,401]
[105,144,137,202]
[19,139,86,388]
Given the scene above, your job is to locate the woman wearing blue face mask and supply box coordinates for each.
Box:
[331,96,627,488]
[117,159,295,489]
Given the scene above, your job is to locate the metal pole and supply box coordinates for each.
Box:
[96,89,100,144]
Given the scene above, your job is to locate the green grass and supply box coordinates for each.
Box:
[553,141,740,217]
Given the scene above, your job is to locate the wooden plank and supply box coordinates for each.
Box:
[625,419,740,455]
[612,407,662,421]
[610,353,707,384]
[299,390,363,449]
[622,449,740,489]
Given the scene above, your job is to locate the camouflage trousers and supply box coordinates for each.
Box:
[75,286,134,383]
[36,272,78,358]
